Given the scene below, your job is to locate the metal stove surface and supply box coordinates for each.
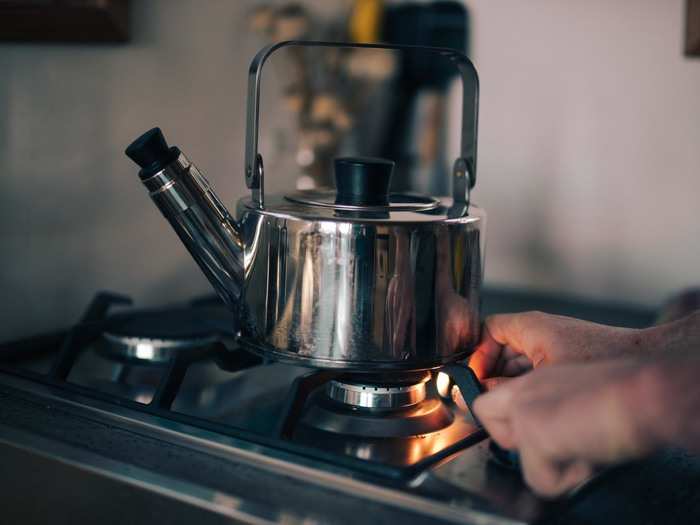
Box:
[176,363,482,469]
[2,290,700,524]
[0,292,543,524]
[0,365,541,525]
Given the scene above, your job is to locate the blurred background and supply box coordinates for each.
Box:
[1,0,699,341]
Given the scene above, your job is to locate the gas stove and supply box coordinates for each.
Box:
[0,291,537,524]
[2,290,698,525]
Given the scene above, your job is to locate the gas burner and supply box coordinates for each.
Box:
[298,371,459,439]
[293,376,480,466]
[326,372,431,410]
[301,395,454,438]
[99,306,234,364]
[278,367,488,467]
[102,332,216,364]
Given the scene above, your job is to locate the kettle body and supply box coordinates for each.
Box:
[126,41,484,372]
[235,193,484,371]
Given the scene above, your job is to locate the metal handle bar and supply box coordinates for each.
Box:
[244,40,479,208]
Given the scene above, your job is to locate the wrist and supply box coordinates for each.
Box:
[640,310,700,357]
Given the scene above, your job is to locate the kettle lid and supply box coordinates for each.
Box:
[283,156,440,215]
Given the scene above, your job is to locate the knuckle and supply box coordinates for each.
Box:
[520,452,563,498]
[483,314,505,330]
[529,475,566,498]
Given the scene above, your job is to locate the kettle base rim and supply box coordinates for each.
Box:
[238,339,472,373]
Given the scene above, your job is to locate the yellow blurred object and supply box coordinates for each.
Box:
[248,6,275,34]
[311,94,339,122]
[344,49,397,79]
[273,5,310,41]
[350,0,384,43]
[282,91,304,114]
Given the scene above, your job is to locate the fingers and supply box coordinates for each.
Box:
[475,362,620,498]
[473,377,518,420]
[483,312,553,366]
[476,376,594,497]
[502,353,533,376]
[469,327,502,379]
[481,376,512,390]
[481,417,516,450]
[473,378,522,449]
[520,446,594,498]
[519,444,560,498]
[470,322,535,379]
[557,461,594,494]
[484,313,529,348]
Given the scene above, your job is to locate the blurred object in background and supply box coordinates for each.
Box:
[380,1,468,195]
[247,1,468,193]
[686,0,700,56]
[0,0,130,42]
[349,0,384,43]
[2,0,699,342]
[248,1,395,189]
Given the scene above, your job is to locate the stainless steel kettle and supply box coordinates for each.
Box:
[125,41,484,372]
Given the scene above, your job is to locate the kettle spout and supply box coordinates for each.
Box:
[125,128,244,312]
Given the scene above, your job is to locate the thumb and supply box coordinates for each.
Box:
[485,312,549,364]
[484,313,527,349]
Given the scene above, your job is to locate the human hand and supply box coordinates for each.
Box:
[473,359,662,497]
[469,312,647,380]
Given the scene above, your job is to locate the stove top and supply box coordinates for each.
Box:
[2,290,698,525]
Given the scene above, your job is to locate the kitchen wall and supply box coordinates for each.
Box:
[0,0,340,340]
[461,0,700,306]
[1,0,698,340]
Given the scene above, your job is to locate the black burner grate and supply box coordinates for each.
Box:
[0,291,490,481]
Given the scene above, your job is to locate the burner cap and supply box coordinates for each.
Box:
[100,306,234,364]
[326,372,430,410]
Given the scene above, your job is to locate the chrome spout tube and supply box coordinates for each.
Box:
[140,152,244,312]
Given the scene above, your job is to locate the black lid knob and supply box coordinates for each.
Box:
[334,157,394,207]
[125,127,179,178]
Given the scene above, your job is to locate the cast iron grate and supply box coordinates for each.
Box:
[0,291,492,481]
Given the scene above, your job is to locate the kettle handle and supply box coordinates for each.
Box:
[244,40,479,208]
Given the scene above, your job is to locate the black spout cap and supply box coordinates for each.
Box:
[334,157,394,207]
[125,127,180,179]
